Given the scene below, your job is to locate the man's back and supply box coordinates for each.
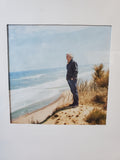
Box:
[66,59,78,80]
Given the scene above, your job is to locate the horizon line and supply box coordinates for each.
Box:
[9,62,109,73]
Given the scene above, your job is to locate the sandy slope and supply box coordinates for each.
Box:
[44,105,94,125]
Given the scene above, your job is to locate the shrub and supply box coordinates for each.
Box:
[92,63,104,80]
[77,64,109,108]
[85,108,106,124]
[92,63,109,88]
[92,94,105,104]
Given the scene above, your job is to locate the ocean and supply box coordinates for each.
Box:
[9,64,108,120]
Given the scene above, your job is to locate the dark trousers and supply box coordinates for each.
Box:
[67,79,79,105]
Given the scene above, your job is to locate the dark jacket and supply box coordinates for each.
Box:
[66,59,78,80]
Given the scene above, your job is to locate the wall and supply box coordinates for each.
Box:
[0,0,120,160]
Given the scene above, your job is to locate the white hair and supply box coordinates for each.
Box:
[66,53,73,59]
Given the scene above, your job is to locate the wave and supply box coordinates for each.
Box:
[10,78,68,112]
[12,73,45,80]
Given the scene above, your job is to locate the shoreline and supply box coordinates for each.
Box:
[12,90,73,124]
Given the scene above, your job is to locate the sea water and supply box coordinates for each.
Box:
[9,64,108,119]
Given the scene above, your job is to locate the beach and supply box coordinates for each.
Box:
[12,90,73,124]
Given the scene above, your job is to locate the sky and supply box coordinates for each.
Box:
[8,25,112,72]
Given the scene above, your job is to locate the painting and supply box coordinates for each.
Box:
[7,24,112,125]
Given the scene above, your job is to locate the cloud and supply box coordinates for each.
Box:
[8,25,89,37]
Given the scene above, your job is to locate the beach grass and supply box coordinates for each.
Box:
[85,108,106,125]
[77,63,109,110]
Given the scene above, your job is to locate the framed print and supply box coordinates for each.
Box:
[7,24,112,125]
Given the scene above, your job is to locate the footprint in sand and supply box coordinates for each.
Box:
[54,114,59,117]
[72,120,76,123]
[55,120,59,124]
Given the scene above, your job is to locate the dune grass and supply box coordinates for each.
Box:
[85,108,106,125]
[77,63,109,110]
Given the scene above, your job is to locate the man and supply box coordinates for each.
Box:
[66,53,79,107]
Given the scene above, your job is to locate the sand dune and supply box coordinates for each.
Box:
[44,105,94,125]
